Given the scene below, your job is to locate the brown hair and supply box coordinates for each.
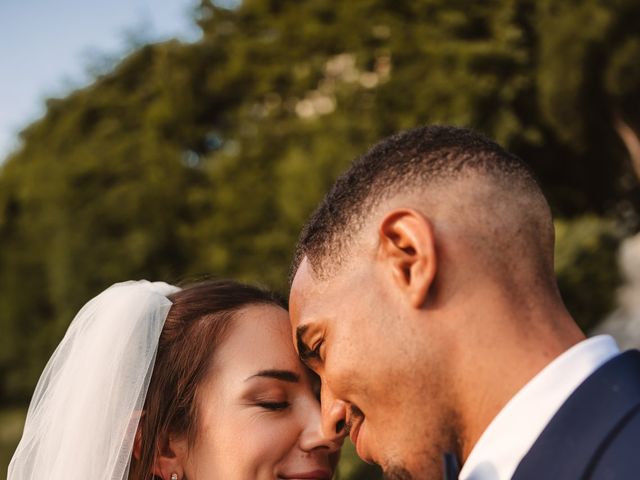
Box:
[129,279,286,480]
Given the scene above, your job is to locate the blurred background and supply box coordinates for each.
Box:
[1,0,640,478]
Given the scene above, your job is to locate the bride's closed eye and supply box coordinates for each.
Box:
[245,388,291,411]
[243,368,302,413]
[256,400,291,411]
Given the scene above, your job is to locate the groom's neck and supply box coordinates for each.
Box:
[449,291,585,463]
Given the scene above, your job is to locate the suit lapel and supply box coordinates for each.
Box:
[512,350,640,480]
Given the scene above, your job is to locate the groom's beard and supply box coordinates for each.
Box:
[382,455,443,480]
[383,466,414,480]
[382,406,463,480]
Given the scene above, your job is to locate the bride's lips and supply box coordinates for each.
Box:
[278,470,332,480]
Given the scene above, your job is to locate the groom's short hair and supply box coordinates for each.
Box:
[291,125,549,283]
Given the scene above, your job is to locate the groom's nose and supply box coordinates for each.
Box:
[321,386,349,443]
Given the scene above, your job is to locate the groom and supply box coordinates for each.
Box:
[288,126,640,479]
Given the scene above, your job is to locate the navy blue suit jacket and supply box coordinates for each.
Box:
[511,350,640,479]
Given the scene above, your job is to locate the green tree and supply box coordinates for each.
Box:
[2,1,639,476]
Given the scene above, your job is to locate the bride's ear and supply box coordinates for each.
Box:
[151,431,188,480]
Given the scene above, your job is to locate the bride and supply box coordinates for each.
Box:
[9,279,340,480]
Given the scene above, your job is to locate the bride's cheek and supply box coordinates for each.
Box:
[252,414,304,463]
[204,411,295,476]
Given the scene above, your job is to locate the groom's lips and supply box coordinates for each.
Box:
[350,419,373,464]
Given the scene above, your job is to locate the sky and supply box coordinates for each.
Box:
[0,0,203,161]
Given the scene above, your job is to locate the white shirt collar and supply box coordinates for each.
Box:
[458,335,620,480]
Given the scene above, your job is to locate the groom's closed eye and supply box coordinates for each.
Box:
[296,325,322,365]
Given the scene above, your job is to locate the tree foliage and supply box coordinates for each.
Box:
[1,0,638,411]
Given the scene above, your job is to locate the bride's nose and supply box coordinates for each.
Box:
[299,390,346,453]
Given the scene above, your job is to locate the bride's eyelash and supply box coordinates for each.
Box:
[257,401,290,411]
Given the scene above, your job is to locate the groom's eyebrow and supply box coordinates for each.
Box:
[247,369,300,382]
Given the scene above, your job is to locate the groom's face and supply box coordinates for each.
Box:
[290,257,449,478]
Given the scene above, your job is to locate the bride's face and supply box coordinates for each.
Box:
[181,304,339,479]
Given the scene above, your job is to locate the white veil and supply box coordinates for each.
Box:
[8,280,181,480]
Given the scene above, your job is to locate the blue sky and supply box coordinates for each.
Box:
[0,0,202,160]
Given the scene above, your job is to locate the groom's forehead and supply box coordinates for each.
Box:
[289,258,336,320]
[290,258,319,313]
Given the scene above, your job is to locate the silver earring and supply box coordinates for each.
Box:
[170,474,178,480]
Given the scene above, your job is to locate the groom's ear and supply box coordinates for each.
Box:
[377,208,437,308]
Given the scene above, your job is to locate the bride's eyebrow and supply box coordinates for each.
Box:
[246,369,300,382]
